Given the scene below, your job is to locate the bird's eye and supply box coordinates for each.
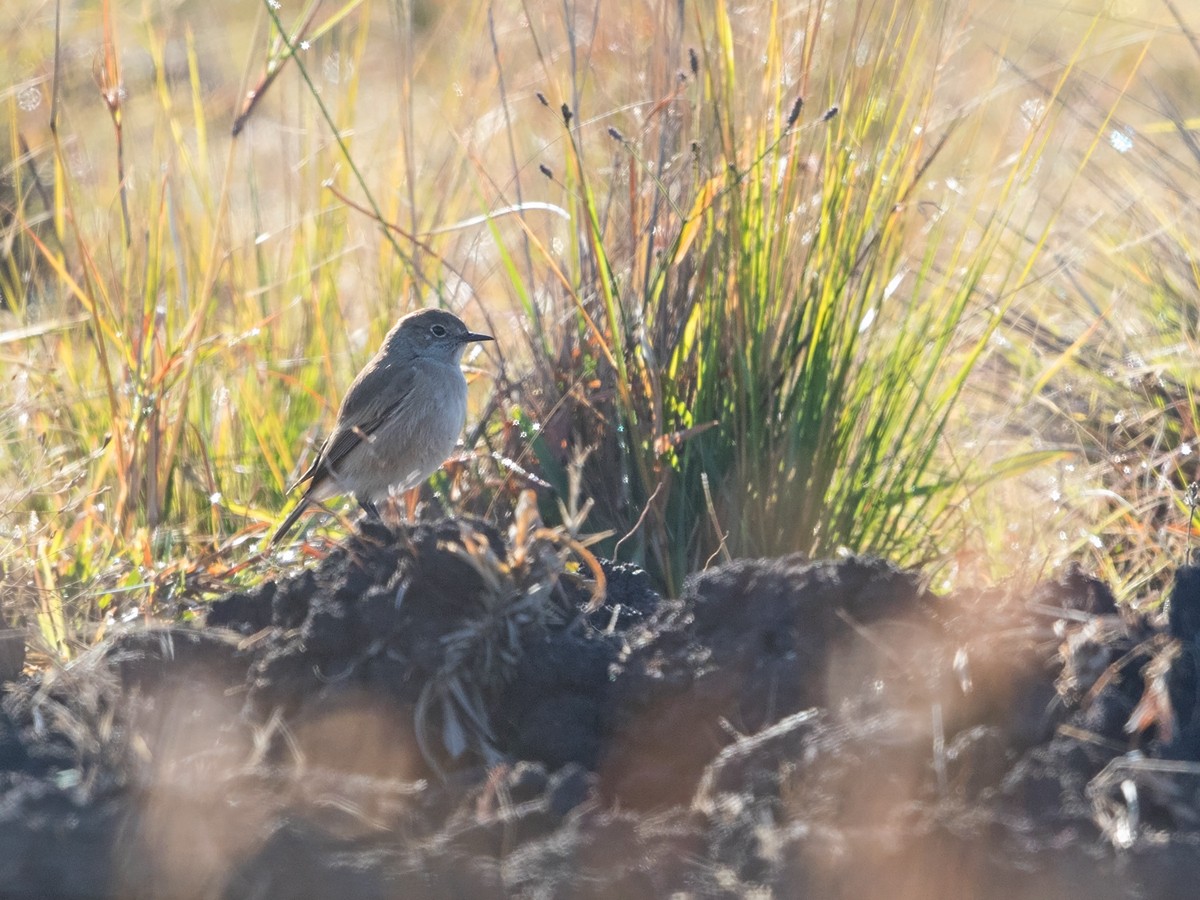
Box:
[430,324,448,337]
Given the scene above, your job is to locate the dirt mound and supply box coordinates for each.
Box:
[1,518,1198,898]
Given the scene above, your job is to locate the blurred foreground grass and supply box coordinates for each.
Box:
[1,0,1199,657]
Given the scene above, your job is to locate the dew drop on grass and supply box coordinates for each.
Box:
[1109,129,1134,154]
[18,86,41,112]
[883,270,904,301]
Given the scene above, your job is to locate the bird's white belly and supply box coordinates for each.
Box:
[334,365,467,502]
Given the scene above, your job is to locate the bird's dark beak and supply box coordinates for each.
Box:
[464,331,494,343]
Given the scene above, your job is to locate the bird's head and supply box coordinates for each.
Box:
[389,307,494,362]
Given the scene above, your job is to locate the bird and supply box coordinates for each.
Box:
[270,307,493,545]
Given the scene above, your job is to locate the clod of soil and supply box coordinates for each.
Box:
[1,517,1198,898]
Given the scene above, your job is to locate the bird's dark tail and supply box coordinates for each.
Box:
[270,497,312,546]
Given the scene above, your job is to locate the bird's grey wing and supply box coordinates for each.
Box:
[308,360,417,479]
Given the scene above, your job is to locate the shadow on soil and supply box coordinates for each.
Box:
[3,517,1199,898]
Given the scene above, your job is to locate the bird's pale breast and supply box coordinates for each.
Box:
[323,359,468,502]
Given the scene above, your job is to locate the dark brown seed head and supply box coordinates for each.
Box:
[786,96,804,128]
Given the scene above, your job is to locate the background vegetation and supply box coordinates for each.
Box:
[1,0,1198,658]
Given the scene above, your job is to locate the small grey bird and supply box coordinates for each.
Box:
[271,307,493,545]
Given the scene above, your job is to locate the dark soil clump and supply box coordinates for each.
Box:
[2,518,1199,898]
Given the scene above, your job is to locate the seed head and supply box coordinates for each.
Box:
[786,96,804,128]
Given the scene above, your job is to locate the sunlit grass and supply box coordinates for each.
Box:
[487,0,1142,590]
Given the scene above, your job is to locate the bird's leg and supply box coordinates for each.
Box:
[358,497,381,520]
